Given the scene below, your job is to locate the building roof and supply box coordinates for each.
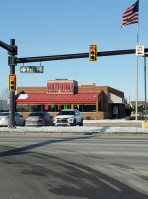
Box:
[16,92,99,104]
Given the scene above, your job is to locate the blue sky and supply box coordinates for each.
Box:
[0,0,148,102]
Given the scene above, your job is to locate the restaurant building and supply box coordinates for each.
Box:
[16,79,125,119]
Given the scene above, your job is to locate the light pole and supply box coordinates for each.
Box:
[144,54,148,122]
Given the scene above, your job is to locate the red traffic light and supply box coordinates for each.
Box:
[91,46,95,51]
[10,76,15,81]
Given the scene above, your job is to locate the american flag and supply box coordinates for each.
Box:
[121,0,139,28]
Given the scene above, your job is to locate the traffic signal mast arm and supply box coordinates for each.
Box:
[0,40,17,55]
[15,48,148,64]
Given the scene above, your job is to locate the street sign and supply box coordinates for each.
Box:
[136,45,145,56]
[20,66,44,73]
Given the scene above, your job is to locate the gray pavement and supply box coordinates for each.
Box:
[0,135,148,199]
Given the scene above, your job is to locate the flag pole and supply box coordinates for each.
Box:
[136,2,139,120]
[121,0,139,120]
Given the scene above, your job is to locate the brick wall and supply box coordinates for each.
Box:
[17,87,46,93]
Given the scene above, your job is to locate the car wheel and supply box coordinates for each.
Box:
[79,119,83,126]
[73,119,76,126]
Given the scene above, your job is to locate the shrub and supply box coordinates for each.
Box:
[126,116,145,120]
[85,116,91,120]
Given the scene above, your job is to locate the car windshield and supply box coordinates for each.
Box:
[0,112,9,116]
[58,111,75,115]
[29,113,44,117]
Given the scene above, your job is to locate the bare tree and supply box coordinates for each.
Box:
[0,88,9,100]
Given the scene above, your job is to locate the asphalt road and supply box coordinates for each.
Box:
[0,134,148,199]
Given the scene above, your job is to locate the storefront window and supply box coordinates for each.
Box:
[16,104,29,112]
[83,105,96,112]
[29,105,41,112]
[16,103,96,112]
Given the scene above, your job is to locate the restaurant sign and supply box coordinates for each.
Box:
[47,80,75,94]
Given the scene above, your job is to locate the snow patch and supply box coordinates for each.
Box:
[18,94,28,99]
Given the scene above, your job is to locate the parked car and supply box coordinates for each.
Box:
[0,112,25,126]
[53,109,83,126]
[131,112,142,116]
[25,112,53,126]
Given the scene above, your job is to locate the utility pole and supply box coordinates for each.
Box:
[144,54,148,122]
[144,56,147,121]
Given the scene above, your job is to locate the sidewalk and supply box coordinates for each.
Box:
[83,119,143,127]
[0,119,148,134]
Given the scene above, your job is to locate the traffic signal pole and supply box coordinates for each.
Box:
[8,39,17,128]
[0,39,17,128]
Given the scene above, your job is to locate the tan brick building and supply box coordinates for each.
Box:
[16,79,125,120]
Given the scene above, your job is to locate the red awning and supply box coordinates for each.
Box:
[16,92,98,104]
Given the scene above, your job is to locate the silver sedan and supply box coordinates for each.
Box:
[25,112,53,126]
[0,112,25,126]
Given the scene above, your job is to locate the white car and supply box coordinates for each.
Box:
[0,112,25,126]
[53,109,83,126]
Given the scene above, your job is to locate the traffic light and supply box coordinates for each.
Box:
[89,44,97,61]
[9,74,16,91]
